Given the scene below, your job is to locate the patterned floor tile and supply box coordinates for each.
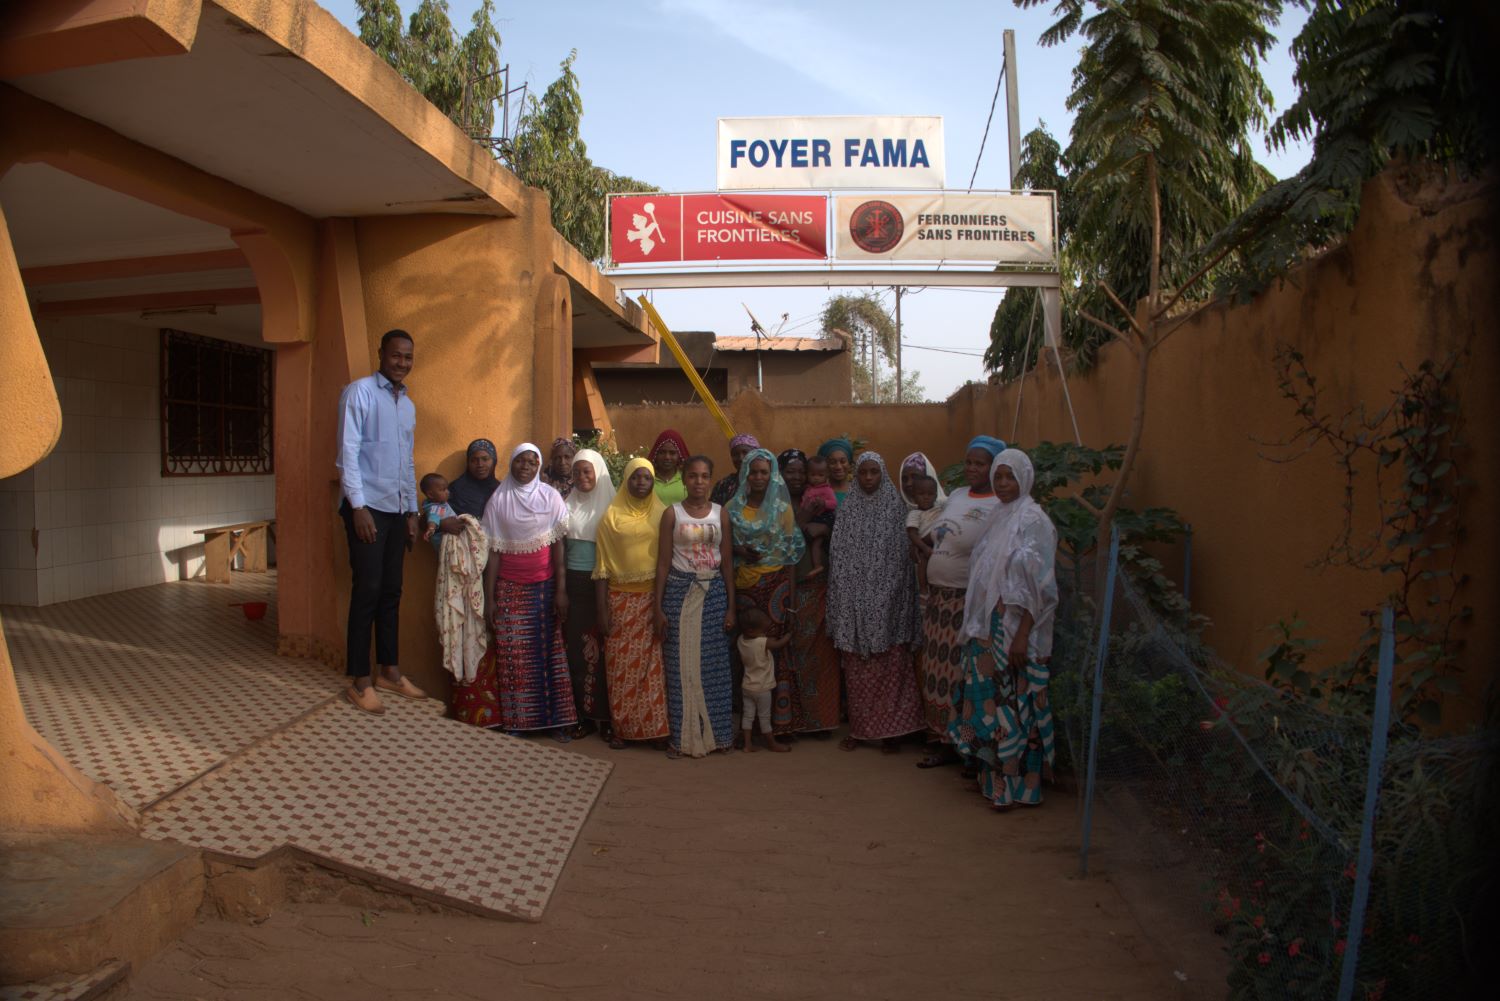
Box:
[3,576,613,922]
[4,575,332,810]
[141,697,611,921]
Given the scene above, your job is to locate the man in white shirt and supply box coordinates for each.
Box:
[336,330,426,714]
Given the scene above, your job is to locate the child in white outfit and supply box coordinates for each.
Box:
[735,607,791,752]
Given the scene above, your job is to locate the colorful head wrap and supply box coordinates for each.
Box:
[651,429,689,463]
[817,436,853,460]
[967,435,1007,458]
[593,457,665,585]
[777,448,807,470]
[729,433,760,451]
[727,448,806,571]
[898,451,948,509]
[467,438,498,460]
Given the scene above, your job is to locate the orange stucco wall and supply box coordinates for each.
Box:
[612,170,1497,728]
[343,192,561,697]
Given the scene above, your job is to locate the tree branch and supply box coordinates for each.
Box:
[1097,282,1147,340]
[1079,309,1141,357]
[1153,241,1238,320]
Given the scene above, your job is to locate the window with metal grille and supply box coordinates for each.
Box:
[160,329,274,476]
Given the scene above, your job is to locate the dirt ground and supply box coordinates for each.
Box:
[120,731,1228,1001]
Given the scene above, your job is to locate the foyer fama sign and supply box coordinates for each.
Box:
[607,192,829,265]
[717,116,944,190]
[834,191,1056,265]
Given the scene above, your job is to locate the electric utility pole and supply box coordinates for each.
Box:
[893,286,904,402]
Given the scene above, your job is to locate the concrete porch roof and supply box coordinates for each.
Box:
[0,0,654,350]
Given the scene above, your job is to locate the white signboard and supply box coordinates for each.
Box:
[833,191,1056,265]
[717,116,945,190]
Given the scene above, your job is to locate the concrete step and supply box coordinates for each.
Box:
[0,834,201,988]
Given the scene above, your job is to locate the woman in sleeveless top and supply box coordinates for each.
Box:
[653,455,737,758]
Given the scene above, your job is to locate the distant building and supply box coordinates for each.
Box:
[594,330,852,405]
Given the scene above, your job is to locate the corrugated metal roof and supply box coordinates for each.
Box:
[713,334,847,353]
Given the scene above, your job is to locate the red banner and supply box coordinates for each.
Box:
[609,193,828,264]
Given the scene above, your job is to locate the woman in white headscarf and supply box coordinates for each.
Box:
[562,448,616,739]
[479,443,578,739]
[949,447,1059,808]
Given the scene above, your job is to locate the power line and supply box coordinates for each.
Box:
[901,341,987,357]
[968,56,1006,191]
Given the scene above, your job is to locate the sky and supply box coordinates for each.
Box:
[323,0,1312,400]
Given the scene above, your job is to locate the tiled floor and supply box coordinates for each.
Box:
[4,575,329,810]
[142,694,611,920]
[3,577,612,923]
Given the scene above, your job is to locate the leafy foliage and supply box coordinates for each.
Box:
[990,1,1280,380]
[818,293,921,403]
[353,7,658,260]
[355,0,505,137]
[1256,347,1469,727]
[1209,0,1496,298]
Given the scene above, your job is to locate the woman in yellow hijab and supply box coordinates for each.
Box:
[593,458,670,749]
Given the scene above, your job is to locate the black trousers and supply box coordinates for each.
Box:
[340,502,407,678]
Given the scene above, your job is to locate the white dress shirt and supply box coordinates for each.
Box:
[337,372,417,514]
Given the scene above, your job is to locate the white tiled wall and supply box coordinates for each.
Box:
[0,318,275,605]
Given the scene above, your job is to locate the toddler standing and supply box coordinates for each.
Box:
[735,607,791,752]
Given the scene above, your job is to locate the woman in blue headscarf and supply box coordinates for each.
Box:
[728,449,806,733]
[914,434,1006,768]
[816,436,855,504]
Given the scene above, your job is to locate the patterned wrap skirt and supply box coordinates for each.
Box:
[947,607,1056,807]
[842,646,925,741]
[604,588,670,741]
[564,569,609,722]
[919,585,968,742]
[736,567,804,732]
[492,577,578,732]
[784,572,841,732]
[450,644,501,728]
[662,569,735,756]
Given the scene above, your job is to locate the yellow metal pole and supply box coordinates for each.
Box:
[637,295,736,440]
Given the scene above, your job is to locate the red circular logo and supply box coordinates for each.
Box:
[849,200,904,254]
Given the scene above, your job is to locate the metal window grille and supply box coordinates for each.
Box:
[159,329,274,476]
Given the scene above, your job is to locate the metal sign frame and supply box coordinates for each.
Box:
[602,188,1061,291]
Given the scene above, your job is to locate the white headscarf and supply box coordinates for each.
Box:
[564,449,615,542]
[898,451,948,509]
[481,443,567,554]
[826,451,921,656]
[962,448,1059,653]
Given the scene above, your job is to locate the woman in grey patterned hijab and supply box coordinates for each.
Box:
[826,451,925,751]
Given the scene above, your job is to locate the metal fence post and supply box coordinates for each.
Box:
[1336,605,1395,1001]
[1182,523,1193,606]
[1079,524,1121,877]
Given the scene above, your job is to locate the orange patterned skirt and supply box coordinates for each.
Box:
[604,588,669,741]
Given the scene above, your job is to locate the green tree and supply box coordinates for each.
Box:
[352,9,658,259]
[506,52,658,260]
[1014,0,1282,572]
[354,0,504,137]
[820,292,899,402]
[1209,0,1494,297]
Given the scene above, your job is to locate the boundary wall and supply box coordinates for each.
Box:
[609,169,1498,726]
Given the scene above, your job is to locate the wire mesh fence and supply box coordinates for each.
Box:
[1057,530,1491,1001]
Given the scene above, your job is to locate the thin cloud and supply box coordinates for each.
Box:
[657,0,916,110]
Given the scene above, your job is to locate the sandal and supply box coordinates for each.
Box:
[552,728,573,744]
[839,736,859,752]
[916,753,952,769]
[665,746,682,760]
[608,735,626,750]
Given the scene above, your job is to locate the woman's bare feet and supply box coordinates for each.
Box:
[742,730,756,753]
[763,733,791,753]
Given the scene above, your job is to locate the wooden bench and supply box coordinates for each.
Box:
[194,520,275,583]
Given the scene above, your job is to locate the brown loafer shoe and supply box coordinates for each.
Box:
[345,685,386,715]
[374,675,427,700]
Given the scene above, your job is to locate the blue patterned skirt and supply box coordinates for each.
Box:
[662,569,735,756]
